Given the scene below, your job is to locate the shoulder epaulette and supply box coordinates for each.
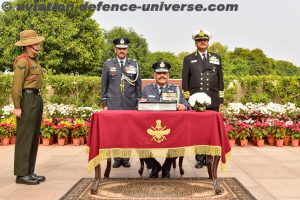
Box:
[14,53,30,66]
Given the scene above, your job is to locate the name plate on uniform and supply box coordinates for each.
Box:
[138,101,177,111]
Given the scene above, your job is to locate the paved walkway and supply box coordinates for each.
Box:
[0,144,299,200]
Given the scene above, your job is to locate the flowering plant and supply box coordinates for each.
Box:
[290,124,300,139]
[71,119,88,138]
[188,93,211,112]
[45,104,74,119]
[40,119,55,139]
[236,121,251,140]
[0,123,14,138]
[55,122,71,139]
[74,107,95,119]
[1,104,14,119]
[225,124,239,140]
[0,116,16,135]
[252,121,268,139]
[272,121,286,139]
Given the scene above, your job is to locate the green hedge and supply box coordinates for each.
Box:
[0,75,12,107]
[44,75,101,108]
[0,74,299,107]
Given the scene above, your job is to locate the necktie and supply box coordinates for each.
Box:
[120,60,125,72]
[159,86,164,97]
[202,53,207,63]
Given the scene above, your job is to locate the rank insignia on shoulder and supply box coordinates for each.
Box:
[183,90,190,99]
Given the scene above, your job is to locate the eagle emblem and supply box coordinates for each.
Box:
[147,120,171,143]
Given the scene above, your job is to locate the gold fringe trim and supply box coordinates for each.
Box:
[221,151,232,172]
[87,145,232,173]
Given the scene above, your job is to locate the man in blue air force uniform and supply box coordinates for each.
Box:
[101,38,142,168]
[140,61,189,178]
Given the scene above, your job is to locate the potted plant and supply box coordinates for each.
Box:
[40,119,55,146]
[1,116,17,144]
[55,124,69,146]
[58,119,73,144]
[0,123,14,145]
[273,121,286,147]
[266,121,276,146]
[252,121,268,147]
[238,122,251,147]
[188,92,211,112]
[72,119,88,145]
[290,124,299,147]
[226,124,238,147]
[57,120,72,144]
[71,129,81,146]
[283,121,293,146]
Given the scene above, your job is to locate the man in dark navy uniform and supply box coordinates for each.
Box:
[182,29,224,168]
[140,61,189,178]
[101,38,142,168]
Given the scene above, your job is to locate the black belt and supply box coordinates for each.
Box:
[23,88,40,95]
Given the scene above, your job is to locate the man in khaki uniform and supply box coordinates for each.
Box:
[12,30,45,185]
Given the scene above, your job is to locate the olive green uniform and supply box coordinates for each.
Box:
[12,51,43,176]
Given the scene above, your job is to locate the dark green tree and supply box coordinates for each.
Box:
[102,27,149,75]
[0,0,105,75]
[273,60,300,76]
[143,52,182,79]
[177,51,189,62]
[229,48,273,75]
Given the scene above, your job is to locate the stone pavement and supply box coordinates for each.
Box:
[0,144,299,200]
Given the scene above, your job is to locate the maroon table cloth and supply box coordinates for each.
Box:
[87,110,231,172]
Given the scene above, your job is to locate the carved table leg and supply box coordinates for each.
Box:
[91,164,101,195]
[212,156,221,195]
[172,158,176,169]
[138,158,145,176]
[104,158,111,178]
[206,155,213,179]
[179,156,184,176]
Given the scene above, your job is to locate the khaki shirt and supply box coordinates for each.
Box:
[12,51,43,109]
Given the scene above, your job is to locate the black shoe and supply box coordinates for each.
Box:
[195,161,204,169]
[16,176,40,185]
[122,160,131,168]
[149,162,161,178]
[162,170,170,178]
[113,161,122,168]
[30,174,46,182]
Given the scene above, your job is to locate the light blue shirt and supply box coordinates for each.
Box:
[157,84,166,94]
[117,57,127,67]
